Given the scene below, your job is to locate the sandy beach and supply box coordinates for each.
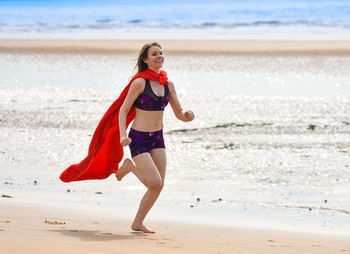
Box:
[0,200,349,254]
[1,38,350,253]
[1,39,350,55]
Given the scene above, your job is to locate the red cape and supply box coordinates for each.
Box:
[59,69,169,182]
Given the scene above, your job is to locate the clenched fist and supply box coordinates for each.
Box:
[120,136,132,146]
[184,110,195,122]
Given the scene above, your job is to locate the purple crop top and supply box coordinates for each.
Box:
[134,79,169,111]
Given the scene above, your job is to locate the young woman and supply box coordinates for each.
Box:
[60,42,194,234]
[116,42,194,233]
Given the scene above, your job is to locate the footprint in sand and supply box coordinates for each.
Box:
[155,239,179,249]
[155,242,180,249]
[101,232,113,236]
[45,219,66,225]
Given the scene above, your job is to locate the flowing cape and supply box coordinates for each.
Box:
[59,69,169,182]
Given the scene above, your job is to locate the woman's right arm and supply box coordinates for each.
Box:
[168,81,195,122]
[119,78,144,146]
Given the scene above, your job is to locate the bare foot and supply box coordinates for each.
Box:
[116,158,136,181]
[131,223,156,234]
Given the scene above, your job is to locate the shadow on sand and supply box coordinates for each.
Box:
[47,229,154,242]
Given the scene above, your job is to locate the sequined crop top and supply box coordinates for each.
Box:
[134,79,169,111]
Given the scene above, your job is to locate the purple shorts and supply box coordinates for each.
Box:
[128,128,165,158]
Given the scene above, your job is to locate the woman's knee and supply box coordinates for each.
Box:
[147,177,163,192]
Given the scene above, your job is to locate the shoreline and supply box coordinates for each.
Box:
[1,39,350,55]
[1,200,350,254]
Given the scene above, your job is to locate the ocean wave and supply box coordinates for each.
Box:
[1,19,350,33]
[1,0,350,39]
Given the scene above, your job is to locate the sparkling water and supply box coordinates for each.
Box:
[0,52,349,234]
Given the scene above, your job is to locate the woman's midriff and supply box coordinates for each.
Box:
[131,108,164,132]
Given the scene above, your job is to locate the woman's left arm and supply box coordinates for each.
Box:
[168,81,195,122]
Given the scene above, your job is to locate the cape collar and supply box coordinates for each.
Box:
[136,69,169,85]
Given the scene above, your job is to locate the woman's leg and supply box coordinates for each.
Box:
[116,158,146,185]
[149,148,166,183]
[130,150,166,233]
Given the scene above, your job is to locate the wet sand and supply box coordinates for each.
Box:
[1,39,350,253]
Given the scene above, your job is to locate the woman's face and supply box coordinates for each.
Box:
[144,46,164,70]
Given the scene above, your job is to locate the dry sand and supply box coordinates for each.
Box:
[0,39,350,55]
[0,201,349,254]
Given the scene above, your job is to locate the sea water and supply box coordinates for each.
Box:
[0,52,349,235]
[1,0,350,39]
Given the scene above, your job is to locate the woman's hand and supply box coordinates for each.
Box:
[120,136,132,146]
[184,110,195,122]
